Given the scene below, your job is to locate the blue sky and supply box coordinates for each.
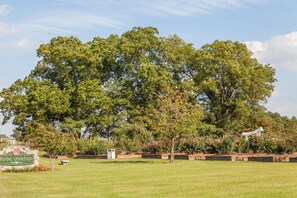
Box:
[1,0,297,135]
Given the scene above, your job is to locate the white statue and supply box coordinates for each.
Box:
[242,127,263,140]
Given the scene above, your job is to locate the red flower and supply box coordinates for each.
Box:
[13,148,21,156]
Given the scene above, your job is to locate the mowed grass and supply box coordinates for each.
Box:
[1,157,297,198]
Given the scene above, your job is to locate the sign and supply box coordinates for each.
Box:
[0,149,34,166]
[0,146,39,171]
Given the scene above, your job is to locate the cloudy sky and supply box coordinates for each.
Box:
[1,0,297,135]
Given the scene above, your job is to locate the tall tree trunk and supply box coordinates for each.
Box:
[170,138,175,163]
[49,154,55,171]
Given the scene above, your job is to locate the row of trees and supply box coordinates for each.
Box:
[0,26,288,162]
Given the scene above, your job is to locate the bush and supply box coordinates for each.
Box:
[77,138,114,155]
[142,140,170,154]
[0,140,9,150]
[204,137,221,154]
[38,164,48,171]
[216,135,237,154]
[234,138,249,153]
[115,138,141,154]
[246,135,297,154]
[180,138,205,154]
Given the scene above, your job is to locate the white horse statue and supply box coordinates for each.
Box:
[242,127,263,140]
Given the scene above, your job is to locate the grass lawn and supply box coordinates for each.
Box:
[1,157,297,198]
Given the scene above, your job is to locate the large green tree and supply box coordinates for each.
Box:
[0,78,69,136]
[0,27,277,147]
[193,40,276,132]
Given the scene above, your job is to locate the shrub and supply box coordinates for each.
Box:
[77,138,114,155]
[180,138,205,154]
[38,164,48,171]
[142,140,170,154]
[234,138,249,153]
[115,139,141,154]
[246,135,297,154]
[216,135,237,154]
[204,137,221,154]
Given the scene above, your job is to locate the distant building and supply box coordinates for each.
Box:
[0,134,16,145]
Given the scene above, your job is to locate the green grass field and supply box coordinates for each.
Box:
[1,157,297,198]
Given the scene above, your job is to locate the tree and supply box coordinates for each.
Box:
[24,124,76,171]
[0,28,278,147]
[0,77,69,138]
[151,87,203,163]
[193,40,276,132]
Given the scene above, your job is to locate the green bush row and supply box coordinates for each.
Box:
[179,136,297,154]
[141,135,297,155]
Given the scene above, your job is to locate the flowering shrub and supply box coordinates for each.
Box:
[179,138,205,154]
[38,164,48,171]
[142,140,170,153]
[77,138,114,155]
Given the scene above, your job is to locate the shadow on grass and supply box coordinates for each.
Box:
[92,160,168,164]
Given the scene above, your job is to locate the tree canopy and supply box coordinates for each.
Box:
[0,27,280,154]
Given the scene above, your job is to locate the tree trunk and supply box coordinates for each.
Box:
[170,138,175,163]
[49,154,55,171]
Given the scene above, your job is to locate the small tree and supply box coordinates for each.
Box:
[25,124,76,171]
[152,87,203,163]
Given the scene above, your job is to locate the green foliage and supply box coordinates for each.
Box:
[0,140,9,150]
[216,135,237,154]
[178,135,297,155]
[247,136,297,154]
[77,138,113,155]
[23,123,77,171]
[194,40,276,132]
[24,124,76,156]
[115,138,141,154]
[142,140,170,154]
[0,26,287,155]
[150,87,203,162]
[179,139,205,154]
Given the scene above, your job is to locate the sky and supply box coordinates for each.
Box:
[1,0,297,136]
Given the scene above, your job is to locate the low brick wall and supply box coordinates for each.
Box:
[289,157,297,162]
[248,156,274,162]
[116,154,142,159]
[76,154,107,159]
[142,153,169,159]
[205,155,233,161]
[232,155,249,161]
[168,153,215,160]
[273,155,290,162]
[55,155,73,159]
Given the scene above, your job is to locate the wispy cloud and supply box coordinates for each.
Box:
[0,22,16,37]
[246,32,297,71]
[139,0,266,17]
[23,10,124,36]
[12,38,35,49]
[0,4,12,16]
